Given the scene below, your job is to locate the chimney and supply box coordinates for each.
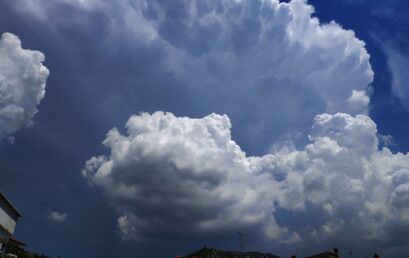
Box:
[333,248,339,258]
[374,254,380,258]
[291,255,296,258]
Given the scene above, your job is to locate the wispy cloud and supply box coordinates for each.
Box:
[380,41,409,110]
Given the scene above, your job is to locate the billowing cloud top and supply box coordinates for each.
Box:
[10,0,374,152]
[0,32,49,142]
[129,0,373,151]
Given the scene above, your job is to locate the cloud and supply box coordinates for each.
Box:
[0,32,49,143]
[378,133,394,147]
[48,211,67,222]
[368,1,409,111]
[82,112,285,241]
[83,111,409,252]
[6,0,373,153]
[381,43,409,110]
[57,0,404,254]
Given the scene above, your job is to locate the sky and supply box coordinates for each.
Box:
[0,0,409,257]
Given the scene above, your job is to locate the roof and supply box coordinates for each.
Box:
[185,245,279,258]
[0,192,22,218]
[0,235,26,247]
[305,251,337,258]
[8,237,26,247]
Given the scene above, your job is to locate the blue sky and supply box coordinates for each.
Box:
[0,1,409,257]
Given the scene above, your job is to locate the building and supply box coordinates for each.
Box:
[178,245,279,258]
[304,248,339,258]
[0,192,23,255]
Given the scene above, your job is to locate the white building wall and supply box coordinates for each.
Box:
[0,206,16,235]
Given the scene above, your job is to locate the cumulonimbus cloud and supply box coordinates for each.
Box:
[83,111,409,248]
[8,0,374,153]
[73,0,387,248]
[71,0,409,254]
[0,32,49,143]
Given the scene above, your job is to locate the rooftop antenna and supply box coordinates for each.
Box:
[237,232,244,253]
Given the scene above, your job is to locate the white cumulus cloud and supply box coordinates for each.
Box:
[0,32,49,143]
[83,112,285,241]
[83,111,409,251]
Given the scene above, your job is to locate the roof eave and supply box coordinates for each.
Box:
[0,191,22,218]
